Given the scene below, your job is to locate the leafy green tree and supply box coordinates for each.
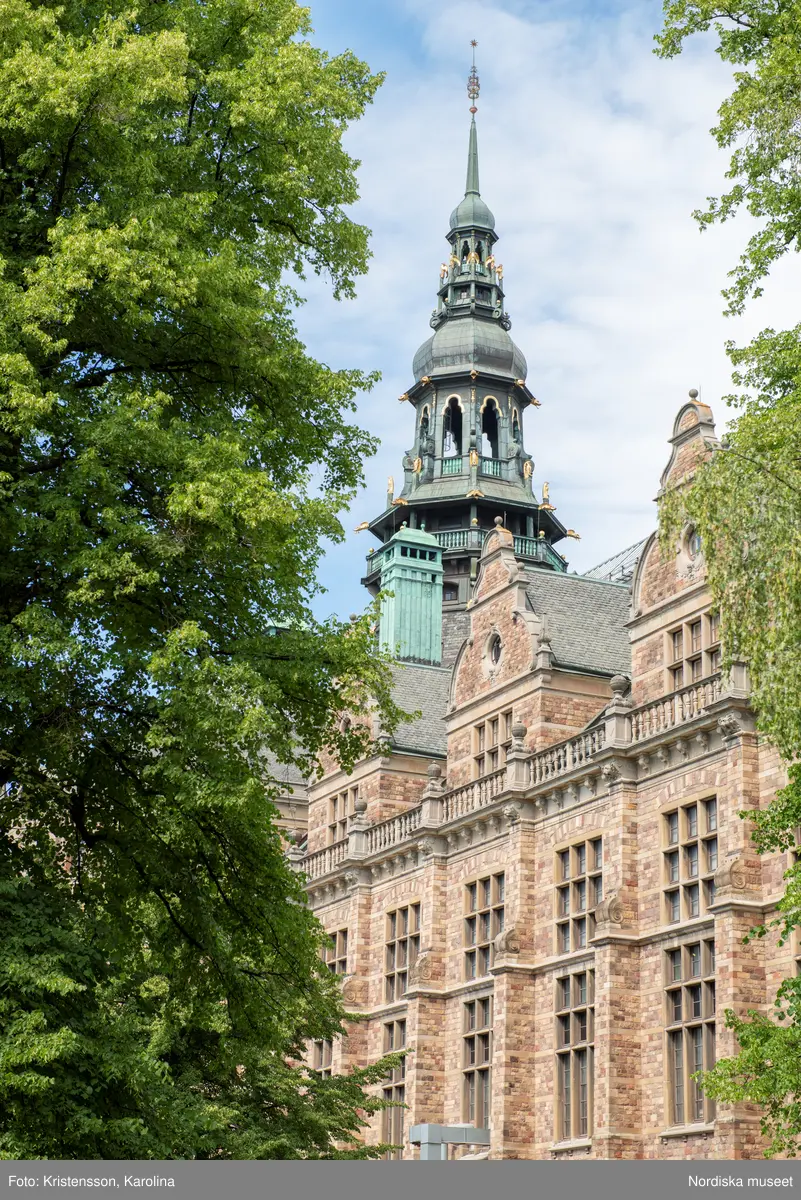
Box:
[0,0,402,1158]
[656,0,801,1155]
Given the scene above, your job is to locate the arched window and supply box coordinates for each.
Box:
[419,406,430,443]
[476,241,484,262]
[443,396,462,456]
[443,397,463,458]
[512,409,521,444]
[481,399,500,459]
[461,240,470,262]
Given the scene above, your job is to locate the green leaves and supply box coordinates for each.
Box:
[657,0,801,1155]
[656,0,801,315]
[0,0,397,1159]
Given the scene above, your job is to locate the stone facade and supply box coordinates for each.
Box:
[297,397,791,1161]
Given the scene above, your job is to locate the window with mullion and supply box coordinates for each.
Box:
[465,874,505,979]
[473,709,514,778]
[664,939,716,1126]
[324,928,348,975]
[382,1018,407,1158]
[463,997,493,1128]
[385,904,420,1002]
[555,969,595,1140]
[663,800,718,924]
[555,838,602,954]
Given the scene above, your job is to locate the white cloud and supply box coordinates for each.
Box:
[297,0,797,617]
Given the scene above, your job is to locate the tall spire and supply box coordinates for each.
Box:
[466,40,480,195]
[466,117,480,196]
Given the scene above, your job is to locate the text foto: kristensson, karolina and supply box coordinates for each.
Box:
[8,1178,175,1189]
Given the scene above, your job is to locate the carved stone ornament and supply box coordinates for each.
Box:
[503,802,522,824]
[714,856,747,893]
[696,730,710,753]
[601,762,621,784]
[494,927,521,956]
[718,714,743,744]
[419,837,439,860]
[342,976,368,1007]
[409,950,435,985]
[595,893,624,926]
[638,754,650,777]
[344,871,361,890]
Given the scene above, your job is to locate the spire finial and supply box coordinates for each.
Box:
[467,41,480,115]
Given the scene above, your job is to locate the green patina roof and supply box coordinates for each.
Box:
[449,117,495,232]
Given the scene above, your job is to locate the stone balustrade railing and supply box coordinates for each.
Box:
[528,725,606,786]
[365,806,423,855]
[303,838,348,881]
[440,768,507,823]
[630,675,722,744]
[299,673,732,883]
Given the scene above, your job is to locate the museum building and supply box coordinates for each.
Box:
[291,81,792,1160]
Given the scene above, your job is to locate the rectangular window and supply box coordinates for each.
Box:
[382,1019,407,1158]
[324,928,348,975]
[474,710,515,778]
[312,1038,333,1078]
[463,997,493,1128]
[385,904,420,1002]
[327,785,357,844]
[664,941,716,1126]
[465,874,504,979]
[555,969,595,1141]
[555,838,602,954]
[690,621,702,654]
[663,801,718,926]
[671,630,683,662]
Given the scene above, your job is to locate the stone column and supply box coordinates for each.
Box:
[403,847,449,1158]
[591,779,642,1159]
[490,810,538,1158]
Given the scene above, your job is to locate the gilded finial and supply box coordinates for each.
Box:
[468,41,479,115]
[353,521,369,532]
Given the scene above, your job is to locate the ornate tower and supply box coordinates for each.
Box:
[364,51,570,611]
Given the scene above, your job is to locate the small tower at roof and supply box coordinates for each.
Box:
[362,46,574,612]
[378,524,443,666]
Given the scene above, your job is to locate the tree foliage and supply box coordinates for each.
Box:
[0,0,401,1158]
[657,0,801,1155]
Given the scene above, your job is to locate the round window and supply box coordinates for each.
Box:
[686,527,702,560]
[489,634,502,665]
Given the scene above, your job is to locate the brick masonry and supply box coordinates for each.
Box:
[301,399,793,1161]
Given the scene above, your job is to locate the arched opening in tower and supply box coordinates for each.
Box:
[461,240,470,263]
[442,398,463,458]
[482,400,500,459]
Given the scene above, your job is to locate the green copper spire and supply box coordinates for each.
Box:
[465,115,480,195]
[449,47,495,231]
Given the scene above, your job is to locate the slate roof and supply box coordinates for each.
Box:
[260,750,309,793]
[389,662,450,757]
[524,570,631,677]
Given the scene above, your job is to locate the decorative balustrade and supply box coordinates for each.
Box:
[440,768,507,824]
[528,726,606,786]
[513,536,567,572]
[480,457,502,478]
[630,675,722,744]
[301,677,730,880]
[303,838,348,881]
[441,457,463,476]
[365,806,423,855]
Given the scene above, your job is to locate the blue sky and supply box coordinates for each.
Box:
[292,0,796,621]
